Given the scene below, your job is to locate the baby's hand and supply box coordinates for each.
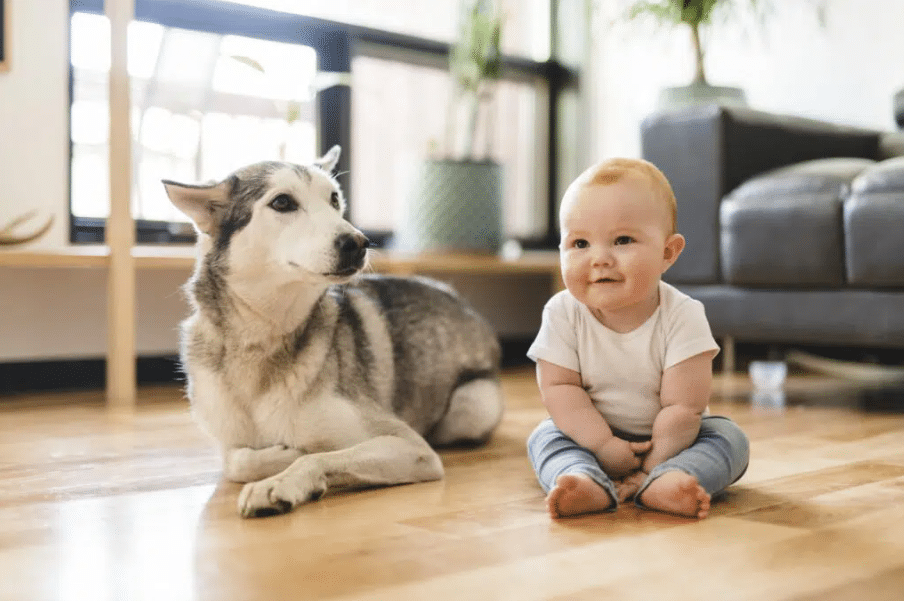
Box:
[595,438,652,479]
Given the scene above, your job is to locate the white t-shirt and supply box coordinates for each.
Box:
[527,281,719,436]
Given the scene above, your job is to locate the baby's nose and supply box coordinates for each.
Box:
[591,247,613,265]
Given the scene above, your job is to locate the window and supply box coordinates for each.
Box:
[69,0,567,248]
[350,54,549,240]
[221,0,551,59]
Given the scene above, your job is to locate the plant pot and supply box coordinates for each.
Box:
[395,159,503,253]
[657,82,747,110]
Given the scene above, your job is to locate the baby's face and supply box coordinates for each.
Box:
[559,174,682,328]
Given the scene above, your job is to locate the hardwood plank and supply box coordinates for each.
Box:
[1,368,904,601]
[791,565,904,601]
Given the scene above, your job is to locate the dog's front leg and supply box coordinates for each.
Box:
[223,445,303,483]
[237,431,443,518]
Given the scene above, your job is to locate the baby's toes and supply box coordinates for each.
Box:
[696,489,711,519]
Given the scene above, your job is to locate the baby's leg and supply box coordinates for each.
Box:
[527,418,618,518]
[636,416,749,519]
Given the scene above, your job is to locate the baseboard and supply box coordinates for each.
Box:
[0,338,535,395]
[0,356,184,396]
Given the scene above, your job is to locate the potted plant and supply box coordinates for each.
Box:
[622,0,826,109]
[396,0,505,253]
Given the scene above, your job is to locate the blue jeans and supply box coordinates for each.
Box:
[526,416,749,510]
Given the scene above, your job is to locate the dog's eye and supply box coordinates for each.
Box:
[330,192,341,211]
[269,194,298,213]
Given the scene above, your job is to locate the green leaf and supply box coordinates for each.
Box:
[286,101,301,124]
[229,55,266,74]
[449,0,503,90]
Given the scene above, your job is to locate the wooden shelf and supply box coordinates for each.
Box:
[2,243,561,408]
[132,245,196,269]
[0,246,109,268]
[0,246,560,277]
[370,250,560,276]
[0,245,196,269]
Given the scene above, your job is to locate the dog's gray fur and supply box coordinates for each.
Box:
[163,147,504,517]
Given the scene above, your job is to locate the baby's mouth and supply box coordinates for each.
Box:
[593,277,619,284]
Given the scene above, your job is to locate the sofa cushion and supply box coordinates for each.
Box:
[720,158,875,287]
[844,157,904,287]
[642,105,881,285]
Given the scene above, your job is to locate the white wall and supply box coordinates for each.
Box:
[590,0,904,159]
[0,268,189,361]
[0,0,69,247]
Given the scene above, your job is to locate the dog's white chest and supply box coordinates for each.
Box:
[190,366,369,451]
[251,388,370,451]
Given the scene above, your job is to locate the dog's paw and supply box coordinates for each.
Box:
[237,471,327,518]
[224,445,303,483]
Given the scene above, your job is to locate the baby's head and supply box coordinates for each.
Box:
[558,158,685,327]
[561,158,677,237]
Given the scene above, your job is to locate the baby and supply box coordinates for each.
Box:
[526,158,749,519]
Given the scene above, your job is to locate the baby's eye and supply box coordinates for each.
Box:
[573,239,589,249]
[614,236,634,246]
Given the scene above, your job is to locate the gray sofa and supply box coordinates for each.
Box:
[641,104,904,349]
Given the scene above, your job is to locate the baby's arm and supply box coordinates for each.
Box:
[641,351,716,473]
[537,359,648,479]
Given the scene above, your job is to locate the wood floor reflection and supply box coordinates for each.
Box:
[2,367,904,601]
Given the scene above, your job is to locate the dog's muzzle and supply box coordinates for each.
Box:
[333,232,370,275]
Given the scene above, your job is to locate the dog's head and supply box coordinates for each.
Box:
[163,146,369,285]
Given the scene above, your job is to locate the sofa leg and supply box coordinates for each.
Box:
[721,336,736,376]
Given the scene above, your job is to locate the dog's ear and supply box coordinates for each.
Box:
[314,145,341,173]
[162,177,233,235]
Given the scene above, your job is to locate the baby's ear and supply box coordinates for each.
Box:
[662,233,686,268]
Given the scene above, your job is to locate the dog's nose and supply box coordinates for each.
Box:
[335,233,370,255]
[335,234,370,272]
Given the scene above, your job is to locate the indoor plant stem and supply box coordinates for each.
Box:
[690,21,706,85]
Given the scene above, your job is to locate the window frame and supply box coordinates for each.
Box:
[69,0,572,249]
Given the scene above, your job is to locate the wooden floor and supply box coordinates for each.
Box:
[2,368,904,601]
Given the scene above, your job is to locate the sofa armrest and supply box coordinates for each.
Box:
[641,104,881,284]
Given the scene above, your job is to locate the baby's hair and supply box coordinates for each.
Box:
[571,158,677,235]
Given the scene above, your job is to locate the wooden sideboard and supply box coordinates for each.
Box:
[0,246,562,406]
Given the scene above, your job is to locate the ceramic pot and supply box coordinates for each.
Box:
[658,83,747,110]
[396,159,503,253]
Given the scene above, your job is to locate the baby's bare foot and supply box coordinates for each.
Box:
[638,471,711,519]
[546,474,615,518]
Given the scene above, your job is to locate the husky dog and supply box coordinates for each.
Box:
[163,147,504,518]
